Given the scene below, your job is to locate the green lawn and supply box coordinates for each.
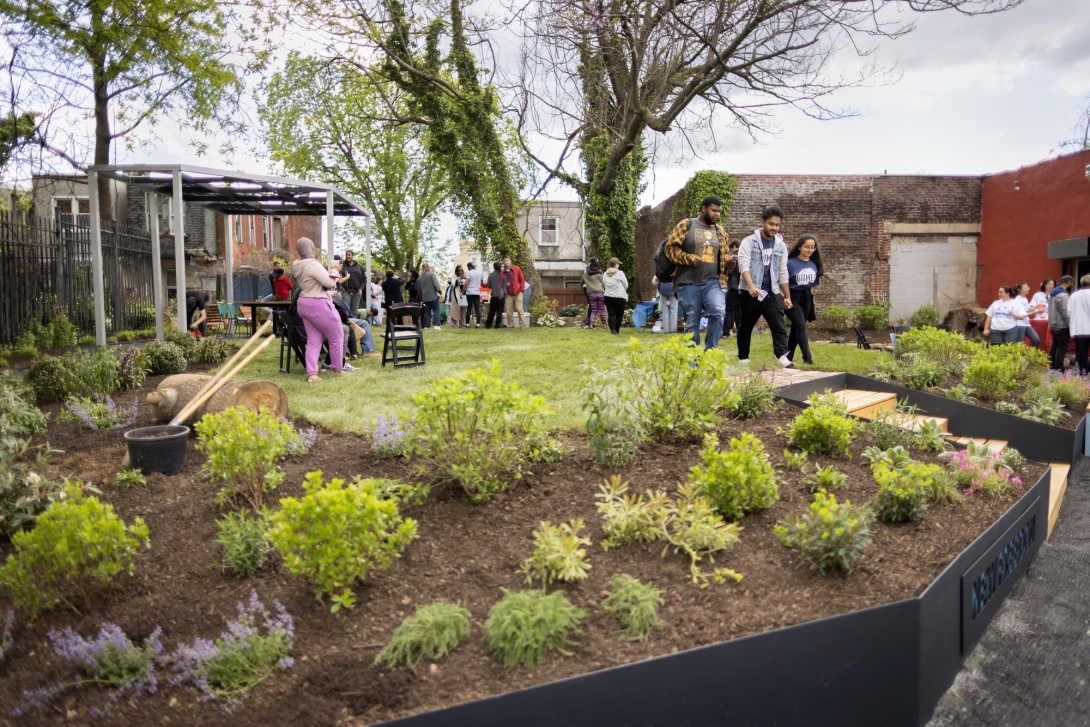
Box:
[232,326,883,434]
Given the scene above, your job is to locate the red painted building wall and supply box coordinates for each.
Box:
[977,150,1090,305]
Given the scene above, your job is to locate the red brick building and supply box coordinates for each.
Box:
[216,214,322,265]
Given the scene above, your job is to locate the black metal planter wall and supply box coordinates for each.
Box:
[381,469,1051,727]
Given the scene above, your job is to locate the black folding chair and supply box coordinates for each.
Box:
[279,307,309,374]
[382,303,425,368]
[854,326,873,350]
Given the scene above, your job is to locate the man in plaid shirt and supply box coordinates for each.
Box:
[664,195,736,350]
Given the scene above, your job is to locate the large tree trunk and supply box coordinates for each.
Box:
[146,374,290,423]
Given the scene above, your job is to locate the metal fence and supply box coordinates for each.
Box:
[0,211,158,347]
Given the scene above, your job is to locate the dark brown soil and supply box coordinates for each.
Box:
[0,382,1046,726]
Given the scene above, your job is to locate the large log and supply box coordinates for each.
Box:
[147,374,289,423]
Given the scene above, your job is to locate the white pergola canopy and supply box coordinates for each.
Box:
[87,164,371,345]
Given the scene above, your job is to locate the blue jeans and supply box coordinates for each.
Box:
[676,280,726,349]
[422,299,440,327]
[350,318,376,353]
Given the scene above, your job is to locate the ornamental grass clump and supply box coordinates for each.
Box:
[0,483,149,619]
[724,374,779,420]
[196,406,304,509]
[872,462,931,522]
[688,432,779,520]
[775,490,875,573]
[601,574,663,642]
[267,472,417,612]
[409,362,550,501]
[484,589,585,668]
[114,469,147,490]
[216,511,272,577]
[519,519,591,585]
[165,591,293,712]
[784,393,856,456]
[374,602,472,673]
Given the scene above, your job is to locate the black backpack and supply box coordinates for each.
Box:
[652,219,694,283]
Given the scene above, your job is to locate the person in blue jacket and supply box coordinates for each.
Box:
[785,234,822,365]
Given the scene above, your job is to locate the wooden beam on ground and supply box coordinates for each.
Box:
[1048,463,1071,538]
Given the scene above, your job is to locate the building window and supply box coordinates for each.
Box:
[262,215,270,249]
[539,216,559,246]
[233,215,242,245]
[248,216,256,247]
[53,197,90,226]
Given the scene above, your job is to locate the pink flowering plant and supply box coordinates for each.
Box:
[946,449,1023,497]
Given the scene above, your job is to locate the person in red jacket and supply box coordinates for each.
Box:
[501,256,528,330]
[271,264,295,300]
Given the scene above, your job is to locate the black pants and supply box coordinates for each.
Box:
[737,292,789,360]
[1049,328,1070,370]
[485,299,505,328]
[785,304,812,364]
[466,294,481,325]
[422,299,440,328]
[725,288,741,333]
[605,296,626,334]
[1075,336,1090,375]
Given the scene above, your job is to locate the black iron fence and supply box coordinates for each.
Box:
[0,211,158,347]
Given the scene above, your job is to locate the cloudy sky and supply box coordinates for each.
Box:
[128,0,1090,243]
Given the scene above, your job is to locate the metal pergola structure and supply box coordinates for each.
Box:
[87,164,371,345]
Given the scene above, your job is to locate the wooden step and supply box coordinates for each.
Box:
[1048,463,1071,538]
[942,436,1008,453]
[814,389,896,419]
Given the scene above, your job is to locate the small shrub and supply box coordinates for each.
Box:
[582,377,646,467]
[371,415,409,458]
[216,511,272,577]
[994,401,1021,415]
[26,348,120,403]
[65,394,139,430]
[14,343,39,358]
[594,476,668,550]
[1001,447,1026,470]
[945,450,1023,496]
[0,377,48,436]
[1048,372,1090,409]
[914,419,948,453]
[867,356,900,383]
[114,469,147,489]
[115,346,148,391]
[775,490,875,573]
[1019,390,1066,425]
[164,328,196,356]
[854,303,889,331]
[601,574,663,642]
[862,445,912,470]
[373,602,471,673]
[819,305,853,332]
[484,589,585,668]
[0,428,63,536]
[688,432,779,520]
[78,335,96,346]
[942,383,977,403]
[806,465,847,492]
[267,471,418,611]
[783,449,808,470]
[143,340,188,375]
[0,484,149,619]
[785,398,856,457]
[925,467,964,506]
[559,304,586,317]
[191,336,234,364]
[869,407,914,450]
[661,484,744,587]
[910,305,941,328]
[965,345,1047,400]
[898,355,945,390]
[518,519,591,585]
[196,406,303,509]
[522,430,568,464]
[725,374,779,420]
[873,462,931,522]
[895,327,976,371]
[410,362,550,501]
[165,591,293,711]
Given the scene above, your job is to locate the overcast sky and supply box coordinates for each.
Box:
[128,0,1090,247]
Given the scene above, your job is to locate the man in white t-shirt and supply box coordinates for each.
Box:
[465,262,484,328]
[1067,275,1090,374]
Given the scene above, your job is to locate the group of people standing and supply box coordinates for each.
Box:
[986,274,1090,374]
[580,257,630,334]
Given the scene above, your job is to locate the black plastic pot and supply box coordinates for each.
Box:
[123,425,190,476]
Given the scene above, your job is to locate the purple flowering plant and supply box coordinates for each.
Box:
[64,395,139,431]
[162,590,294,712]
[372,415,408,458]
[947,450,1023,497]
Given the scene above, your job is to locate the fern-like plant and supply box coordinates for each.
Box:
[601,574,663,641]
[374,602,472,673]
[518,519,591,585]
[484,589,585,668]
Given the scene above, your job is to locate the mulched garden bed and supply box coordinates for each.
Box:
[0,378,1046,726]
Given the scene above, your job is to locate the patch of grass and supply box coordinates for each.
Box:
[373,602,472,673]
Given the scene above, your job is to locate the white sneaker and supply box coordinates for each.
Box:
[778,354,794,368]
[433,326,441,330]
[738,358,751,364]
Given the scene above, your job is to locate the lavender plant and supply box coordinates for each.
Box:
[371,415,409,458]
[64,394,139,430]
[164,591,294,712]
[289,425,317,455]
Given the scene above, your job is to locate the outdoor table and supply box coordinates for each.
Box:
[234,300,291,337]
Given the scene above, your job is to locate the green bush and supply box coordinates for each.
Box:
[898,355,945,390]
[724,374,779,420]
[115,346,148,391]
[594,476,669,550]
[806,465,847,492]
[26,348,120,403]
[267,471,417,612]
[854,302,889,331]
[164,328,197,355]
[601,574,663,642]
[819,305,854,332]
[411,362,550,501]
[895,327,976,370]
[196,406,304,509]
[964,347,1026,401]
[484,589,585,668]
[216,511,272,577]
[0,484,149,618]
[873,462,932,522]
[191,336,234,364]
[115,330,136,342]
[774,490,875,573]
[114,469,147,489]
[910,305,941,328]
[869,407,914,450]
[1047,374,1090,409]
[16,312,78,350]
[688,433,779,520]
[581,375,646,467]
[783,449,808,470]
[559,304,586,317]
[374,602,472,673]
[784,398,856,457]
[0,421,63,536]
[143,340,188,375]
[0,376,47,437]
[519,519,591,585]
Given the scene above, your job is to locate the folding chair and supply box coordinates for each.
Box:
[854,326,872,350]
[226,304,251,338]
[382,302,425,368]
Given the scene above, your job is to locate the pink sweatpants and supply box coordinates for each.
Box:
[588,293,607,328]
[297,297,344,376]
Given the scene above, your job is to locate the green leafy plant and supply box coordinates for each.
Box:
[942,383,977,403]
[661,484,744,587]
[142,340,188,375]
[994,401,1021,415]
[909,305,941,328]
[594,476,669,550]
[114,469,147,489]
[819,305,853,332]
[784,396,856,457]
[895,327,977,371]
[0,410,63,536]
[559,304,586,317]
[914,419,948,453]
[196,406,304,509]
[873,462,931,522]
[522,430,568,464]
[1001,447,1026,470]
[965,344,1048,400]
[13,344,39,358]
[409,362,550,501]
[191,336,234,364]
[484,589,585,668]
[518,519,591,585]
[26,348,120,403]
[0,483,149,619]
[601,574,663,641]
[1019,392,1066,425]
[869,407,914,450]
[806,465,847,492]
[374,602,472,673]
[783,449,808,470]
[862,445,913,470]
[115,346,148,391]
[898,354,946,390]
[775,490,875,573]
[267,471,418,612]
[854,303,889,331]
[724,374,778,420]
[688,432,779,520]
[0,376,48,436]
[581,372,647,467]
[1047,373,1090,409]
[216,511,272,577]
[924,466,963,506]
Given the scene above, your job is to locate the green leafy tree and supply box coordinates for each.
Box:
[261,55,447,272]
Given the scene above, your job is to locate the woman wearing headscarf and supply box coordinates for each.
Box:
[291,237,346,383]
